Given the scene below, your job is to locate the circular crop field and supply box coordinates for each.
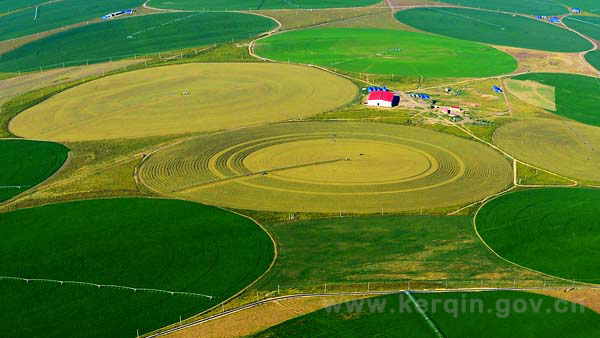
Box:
[254,28,517,77]
[139,122,513,213]
[0,198,274,338]
[476,188,600,284]
[10,63,358,141]
[0,12,277,72]
[494,119,600,183]
[0,139,69,203]
[147,0,379,10]
[395,8,592,52]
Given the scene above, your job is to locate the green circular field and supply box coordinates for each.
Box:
[494,119,600,183]
[139,122,513,213]
[0,198,274,338]
[585,50,600,72]
[0,139,69,203]
[10,63,358,141]
[476,188,600,284]
[0,12,277,72]
[147,0,379,10]
[254,28,518,77]
[427,0,567,16]
[510,73,600,127]
[252,291,600,337]
[395,8,592,52]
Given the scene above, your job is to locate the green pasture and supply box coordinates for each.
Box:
[512,73,600,126]
[0,0,48,13]
[147,0,379,10]
[0,139,68,203]
[586,50,600,71]
[255,28,517,77]
[257,215,528,288]
[0,12,276,72]
[0,0,143,41]
[395,8,592,52]
[476,188,600,283]
[428,0,566,15]
[253,291,600,337]
[565,16,600,48]
[0,198,274,337]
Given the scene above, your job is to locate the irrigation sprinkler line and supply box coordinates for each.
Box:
[0,276,214,299]
[567,16,600,28]
[430,7,505,30]
[404,291,446,338]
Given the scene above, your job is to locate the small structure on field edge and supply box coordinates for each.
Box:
[102,9,135,20]
[493,85,503,93]
[571,8,582,14]
[366,91,399,108]
[550,16,561,23]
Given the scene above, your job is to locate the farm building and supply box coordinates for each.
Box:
[550,17,560,23]
[572,8,582,13]
[102,9,135,20]
[438,106,464,115]
[493,85,503,93]
[366,91,398,107]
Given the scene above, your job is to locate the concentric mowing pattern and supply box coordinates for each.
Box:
[140,122,513,213]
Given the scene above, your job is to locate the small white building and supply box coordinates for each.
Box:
[366,91,397,108]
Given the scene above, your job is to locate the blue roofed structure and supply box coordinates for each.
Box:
[550,17,560,23]
[572,8,582,13]
[493,85,503,93]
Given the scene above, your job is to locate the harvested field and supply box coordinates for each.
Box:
[139,122,513,213]
[254,28,518,77]
[166,295,369,338]
[10,63,358,141]
[505,79,556,111]
[494,118,600,183]
[493,45,596,75]
[476,188,600,284]
[0,60,143,104]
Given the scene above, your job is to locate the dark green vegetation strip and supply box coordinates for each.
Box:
[0,198,274,337]
[255,28,517,77]
[477,188,600,283]
[147,0,379,10]
[429,0,568,15]
[585,50,600,72]
[258,215,519,288]
[0,12,276,72]
[252,291,600,337]
[0,0,143,41]
[512,73,600,126]
[0,139,68,203]
[0,0,48,13]
[394,8,592,52]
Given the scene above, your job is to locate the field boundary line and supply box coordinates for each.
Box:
[405,291,446,338]
[472,191,600,288]
[0,275,214,299]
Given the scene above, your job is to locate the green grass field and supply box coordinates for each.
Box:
[494,119,600,183]
[0,12,276,72]
[147,0,380,10]
[10,63,358,141]
[257,215,531,288]
[0,198,274,337]
[139,122,513,213]
[511,73,600,126]
[252,291,600,337]
[0,0,143,41]
[394,8,592,52]
[565,15,600,41]
[0,0,48,13]
[585,50,600,72]
[476,188,600,283]
[429,0,568,15]
[254,28,517,77]
[0,139,69,203]
[505,79,555,111]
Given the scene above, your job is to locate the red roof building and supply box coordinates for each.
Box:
[367,91,397,107]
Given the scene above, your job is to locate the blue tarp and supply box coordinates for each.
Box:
[493,85,503,93]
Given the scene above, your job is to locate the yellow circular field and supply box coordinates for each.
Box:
[139,122,513,213]
[494,118,600,183]
[10,63,358,141]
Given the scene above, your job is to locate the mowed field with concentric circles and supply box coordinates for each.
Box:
[9,63,358,141]
[139,122,513,213]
